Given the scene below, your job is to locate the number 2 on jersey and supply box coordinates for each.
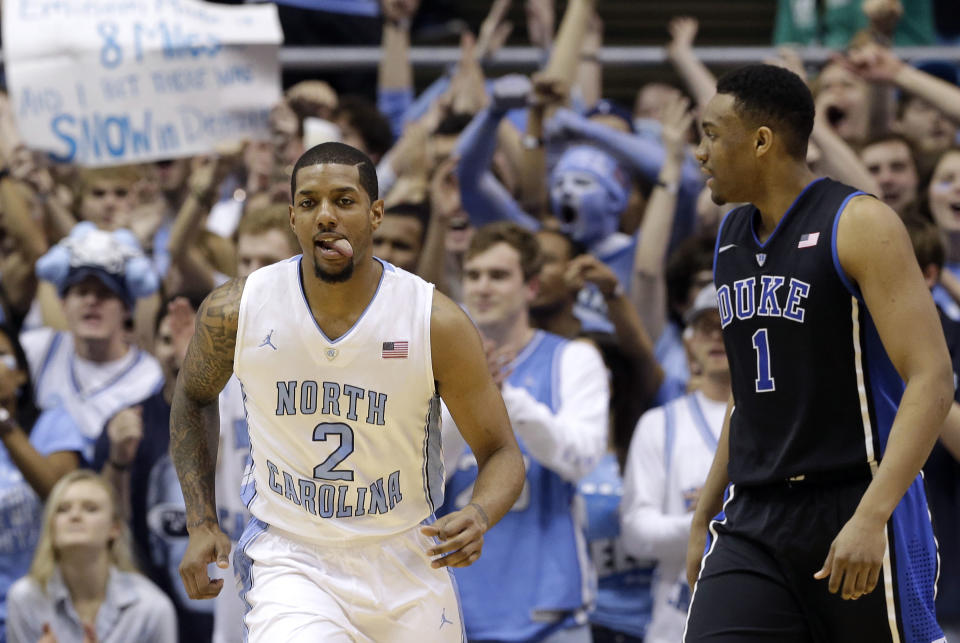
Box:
[313,422,355,481]
[751,328,776,392]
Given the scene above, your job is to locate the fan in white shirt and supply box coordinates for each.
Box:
[620,284,730,643]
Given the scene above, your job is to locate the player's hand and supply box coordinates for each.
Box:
[179,520,232,599]
[421,502,489,568]
[685,521,708,589]
[813,512,887,600]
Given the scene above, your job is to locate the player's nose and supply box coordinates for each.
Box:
[315,198,338,227]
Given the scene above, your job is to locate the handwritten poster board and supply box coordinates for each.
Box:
[2,0,284,166]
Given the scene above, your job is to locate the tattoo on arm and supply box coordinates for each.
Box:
[170,278,245,524]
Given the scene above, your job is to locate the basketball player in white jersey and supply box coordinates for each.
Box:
[621,284,729,643]
[171,142,525,642]
[212,203,301,643]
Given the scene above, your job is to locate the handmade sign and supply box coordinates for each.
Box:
[3,0,283,166]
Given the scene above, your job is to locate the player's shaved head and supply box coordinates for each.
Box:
[716,64,815,160]
[291,142,379,204]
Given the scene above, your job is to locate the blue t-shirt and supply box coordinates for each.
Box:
[0,406,85,641]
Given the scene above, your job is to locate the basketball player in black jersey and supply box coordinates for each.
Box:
[683,64,952,642]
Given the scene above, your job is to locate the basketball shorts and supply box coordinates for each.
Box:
[684,475,944,643]
[233,518,465,642]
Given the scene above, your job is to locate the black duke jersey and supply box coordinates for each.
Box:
[714,178,902,485]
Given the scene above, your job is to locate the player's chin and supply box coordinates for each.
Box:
[313,257,355,283]
[709,187,728,206]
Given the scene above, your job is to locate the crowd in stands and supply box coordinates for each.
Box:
[0,0,958,641]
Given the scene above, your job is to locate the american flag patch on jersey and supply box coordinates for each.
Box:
[382,341,409,358]
[797,232,820,248]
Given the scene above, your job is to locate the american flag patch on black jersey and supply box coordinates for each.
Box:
[382,341,409,358]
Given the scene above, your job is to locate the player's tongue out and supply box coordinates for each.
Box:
[330,238,354,258]
[318,238,354,258]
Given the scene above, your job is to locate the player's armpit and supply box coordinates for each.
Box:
[430,290,525,529]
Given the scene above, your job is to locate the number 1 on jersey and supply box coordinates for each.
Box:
[751,328,776,392]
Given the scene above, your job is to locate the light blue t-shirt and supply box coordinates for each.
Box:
[440,332,593,641]
[0,406,86,641]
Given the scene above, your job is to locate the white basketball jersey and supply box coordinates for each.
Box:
[234,257,442,545]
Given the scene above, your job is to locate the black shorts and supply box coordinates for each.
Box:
[684,476,943,643]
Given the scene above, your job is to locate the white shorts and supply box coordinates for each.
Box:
[234,518,465,643]
[213,549,245,643]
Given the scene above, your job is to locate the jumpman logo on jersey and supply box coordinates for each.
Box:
[439,608,454,630]
[259,330,277,351]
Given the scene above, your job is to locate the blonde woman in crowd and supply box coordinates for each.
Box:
[5,470,176,643]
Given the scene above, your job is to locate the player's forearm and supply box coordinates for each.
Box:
[854,371,952,524]
[470,442,525,529]
[170,381,221,525]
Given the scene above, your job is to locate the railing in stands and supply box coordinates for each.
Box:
[275,46,960,70]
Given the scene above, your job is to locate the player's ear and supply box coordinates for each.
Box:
[369,199,385,230]
[755,126,773,158]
